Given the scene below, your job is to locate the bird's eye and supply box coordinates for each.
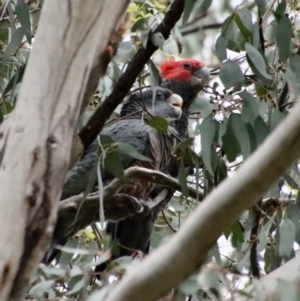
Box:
[183,62,192,68]
[156,91,163,97]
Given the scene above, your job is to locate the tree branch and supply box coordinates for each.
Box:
[258,11,265,54]
[58,167,203,218]
[79,0,185,150]
[250,199,262,279]
[181,22,223,35]
[103,89,300,301]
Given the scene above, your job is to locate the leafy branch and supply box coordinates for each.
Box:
[79,0,186,150]
[58,166,203,218]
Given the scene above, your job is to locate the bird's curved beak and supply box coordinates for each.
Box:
[168,93,183,118]
[190,67,210,91]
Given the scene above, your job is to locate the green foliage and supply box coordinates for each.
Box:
[3,0,299,299]
[147,116,168,132]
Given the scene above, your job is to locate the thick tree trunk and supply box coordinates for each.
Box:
[104,93,300,301]
[0,1,128,300]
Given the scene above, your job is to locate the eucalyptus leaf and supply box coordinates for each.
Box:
[252,22,260,49]
[175,137,194,152]
[111,61,122,84]
[210,243,222,265]
[67,276,85,295]
[169,198,185,212]
[285,66,299,96]
[216,156,227,184]
[245,42,273,86]
[215,35,227,62]
[59,239,78,268]
[230,222,244,248]
[240,91,259,125]
[148,117,168,132]
[189,96,214,117]
[118,142,152,162]
[276,16,292,62]
[230,113,251,159]
[178,159,188,197]
[15,0,31,43]
[70,265,83,277]
[0,28,9,43]
[3,64,25,97]
[149,59,160,86]
[182,0,197,24]
[86,287,113,301]
[4,27,25,60]
[234,8,253,39]
[199,0,212,13]
[200,114,218,175]
[235,249,250,273]
[39,265,66,278]
[0,101,14,115]
[289,54,300,79]
[254,115,269,146]
[100,134,115,146]
[221,15,235,42]
[29,280,55,297]
[269,108,286,131]
[179,274,200,295]
[286,202,300,237]
[150,230,164,248]
[219,60,244,89]
[116,41,134,57]
[150,32,165,48]
[104,148,124,179]
[274,1,286,22]
[278,218,295,257]
[220,117,241,162]
[255,0,266,14]
[197,268,220,290]
[257,215,275,252]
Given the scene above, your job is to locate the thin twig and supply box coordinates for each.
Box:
[161,210,177,233]
[257,11,265,54]
[181,22,223,35]
[247,13,265,279]
[249,198,262,278]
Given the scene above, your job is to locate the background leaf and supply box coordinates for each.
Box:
[276,16,292,62]
[219,60,244,89]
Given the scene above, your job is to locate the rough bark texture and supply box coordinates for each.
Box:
[0,1,129,300]
[104,95,300,301]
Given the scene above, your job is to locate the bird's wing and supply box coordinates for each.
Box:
[61,119,152,200]
[101,119,152,167]
[61,141,98,199]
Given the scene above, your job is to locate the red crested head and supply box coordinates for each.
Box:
[159,58,206,82]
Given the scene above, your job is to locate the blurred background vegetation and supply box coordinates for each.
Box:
[1,0,300,300]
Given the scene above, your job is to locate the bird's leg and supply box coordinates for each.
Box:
[131,249,146,260]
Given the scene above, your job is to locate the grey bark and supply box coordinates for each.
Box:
[0,1,129,300]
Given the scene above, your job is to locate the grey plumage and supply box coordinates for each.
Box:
[43,87,182,263]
